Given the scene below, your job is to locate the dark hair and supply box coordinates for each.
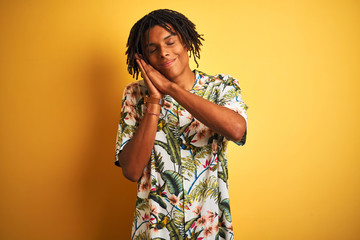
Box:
[126,9,204,79]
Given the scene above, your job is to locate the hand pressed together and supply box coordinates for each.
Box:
[135,54,172,98]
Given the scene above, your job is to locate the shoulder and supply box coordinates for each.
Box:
[124,80,146,92]
[213,73,241,90]
[196,70,241,90]
[123,80,147,98]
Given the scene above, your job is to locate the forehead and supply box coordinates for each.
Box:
[143,24,178,42]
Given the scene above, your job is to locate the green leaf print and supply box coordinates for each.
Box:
[133,230,149,240]
[148,192,167,209]
[151,149,164,173]
[154,124,181,166]
[215,227,226,240]
[178,119,194,135]
[172,208,184,227]
[218,151,228,183]
[219,198,232,222]
[134,197,149,220]
[181,156,201,178]
[166,219,183,240]
[218,172,227,183]
[190,175,219,203]
[152,213,170,230]
[163,125,181,165]
[161,170,183,196]
[184,216,200,232]
[187,229,203,240]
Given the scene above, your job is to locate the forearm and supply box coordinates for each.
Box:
[168,83,246,141]
[118,103,160,182]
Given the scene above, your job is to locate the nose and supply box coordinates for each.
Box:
[159,45,170,58]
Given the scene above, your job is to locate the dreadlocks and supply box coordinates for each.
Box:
[126,9,204,79]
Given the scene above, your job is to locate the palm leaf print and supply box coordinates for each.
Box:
[219,198,232,222]
[148,192,167,209]
[133,230,149,240]
[178,118,194,135]
[157,119,166,132]
[134,197,149,220]
[161,170,183,196]
[189,175,219,203]
[166,219,183,240]
[154,124,181,165]
[181,156,201,179]
[172,208,184,228]
[184,216,200,232]
[151,150,164,173]
[154,213,170,230]
[218,151,228,183]
[193,144,212,159]
[187,229,204,240]
[215,228,226,240]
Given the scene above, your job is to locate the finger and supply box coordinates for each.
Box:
[136,58,149,81]
[138,58,154,74]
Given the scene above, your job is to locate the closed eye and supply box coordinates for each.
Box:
[148,48,157,54]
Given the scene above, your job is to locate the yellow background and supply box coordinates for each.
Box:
[1,0,359,239]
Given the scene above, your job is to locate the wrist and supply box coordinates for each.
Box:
[144,103,161,117]
[167,82,179,96]
[144,96,164,106]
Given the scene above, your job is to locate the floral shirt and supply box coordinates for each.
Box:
[114,70,248,240]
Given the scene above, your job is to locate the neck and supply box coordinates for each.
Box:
[170,66,195,91]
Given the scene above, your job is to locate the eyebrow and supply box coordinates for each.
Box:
[145,33,176,48]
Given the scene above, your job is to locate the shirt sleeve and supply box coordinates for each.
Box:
[217,75,248,146]
[114,83,143,167]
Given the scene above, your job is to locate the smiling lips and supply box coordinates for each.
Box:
[161,58,176,67]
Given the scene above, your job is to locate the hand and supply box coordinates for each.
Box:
[136,54,163,99]
[135,54,172,96]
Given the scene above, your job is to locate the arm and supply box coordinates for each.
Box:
[117,57,163,182]
[167,83,246,142]
[136,58,247,142]
[117,103,160,182]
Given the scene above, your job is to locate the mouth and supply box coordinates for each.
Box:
[160,58,176,68]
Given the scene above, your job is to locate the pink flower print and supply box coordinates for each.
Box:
[202,158,211,168]
[142,213,149,221]
[214,223,219,232]
[140,181,150,191]
[163,101,173,110]
[206,211,215,223]
[197,216,207,226]
[191,120,200,130]
[150,204,157,215]
[203,225,214,237]
[193,205,202,215]
[169,195,179,206]
[197,129,207,140]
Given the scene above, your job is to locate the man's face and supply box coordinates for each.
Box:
[143,25,190,81]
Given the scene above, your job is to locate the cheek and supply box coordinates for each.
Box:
[147,56,157,67]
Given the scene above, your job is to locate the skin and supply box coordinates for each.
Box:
[118,25,247,182]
